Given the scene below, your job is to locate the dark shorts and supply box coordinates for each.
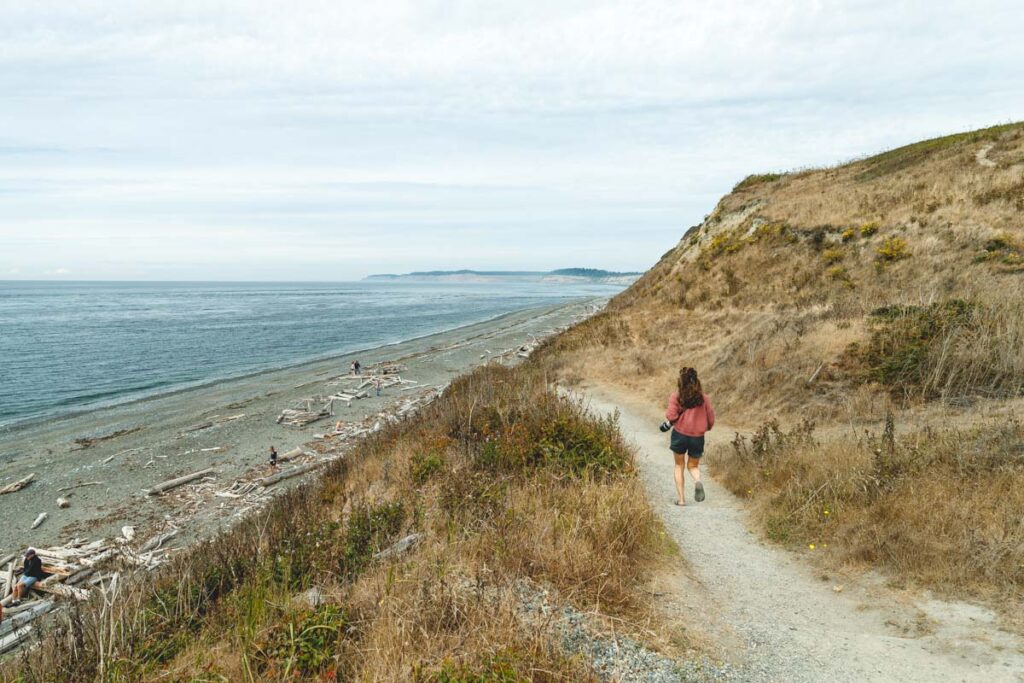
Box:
[670,431,705,457]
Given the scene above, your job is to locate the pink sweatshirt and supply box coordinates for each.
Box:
[665,392,715,437]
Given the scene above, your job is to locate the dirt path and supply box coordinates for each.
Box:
[977,143,997,167]
[581,386,1024,683]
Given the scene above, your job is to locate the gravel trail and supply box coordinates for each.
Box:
[582,388,1024,683]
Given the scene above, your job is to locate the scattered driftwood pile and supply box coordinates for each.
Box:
[276,397,335,427]
[0,327,577,657]
[324,364,417,407]
[0,529,178,654]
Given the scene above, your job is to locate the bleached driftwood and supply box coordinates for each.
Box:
[121,526,136,542]
[0,474,35,495]
[140,529,179,553]
[30,512,48,529]
[258,462,323,488]
[278,447,308,464]
[3,562,13,598]
[35,580,89,601]
[56,497,70,509]
[57,481,102,492]
[147,468,215,495]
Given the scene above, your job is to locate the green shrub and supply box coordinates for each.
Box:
[826,265,854,287]
[854,301,974,396]
[340,501,405,577]
[875,236,910,263]
[975,232,1024,271]
[821,247,844,264]
[254,604,347,679]
[859,221,880,237]
[411,451,446,484]
[841,227,857,242]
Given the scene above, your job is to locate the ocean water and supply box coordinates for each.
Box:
[0,281,617,430]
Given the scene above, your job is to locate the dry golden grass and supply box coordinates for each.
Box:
[711,417,1024,603]
[2,364,679,682]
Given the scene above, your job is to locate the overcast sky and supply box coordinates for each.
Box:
[2,1,1022,281]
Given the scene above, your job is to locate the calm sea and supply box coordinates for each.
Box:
[0,281,616,430]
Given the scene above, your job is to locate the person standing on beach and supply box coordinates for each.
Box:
[660,367,715,506]
[10,548,49,606]
[374,377,382,397]
[354,360,361,375]
[268,445,278,471]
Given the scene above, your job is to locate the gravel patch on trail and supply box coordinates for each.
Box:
[516,582,736,682]
[579,388,1024,683]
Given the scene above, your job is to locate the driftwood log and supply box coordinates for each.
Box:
[147,468,215,495]
[140,529,179,553]
[258,462,323,487]
[36,580,89,601]
[30,512,48,529]
[0,474,35,495]
[3,562,13,598]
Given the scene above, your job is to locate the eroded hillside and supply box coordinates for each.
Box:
[538,123,1024,610]
[547,122,1024,422]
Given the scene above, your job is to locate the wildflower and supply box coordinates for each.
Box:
[809,544,816,550]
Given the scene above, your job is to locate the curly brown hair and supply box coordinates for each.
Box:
[677,367,704,409]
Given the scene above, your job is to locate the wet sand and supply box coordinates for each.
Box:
[0,298,602,556]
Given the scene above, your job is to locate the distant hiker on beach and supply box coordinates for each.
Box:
[268,445,278,471]
[374,377,382,397]
[10,548,49,606]
[660,367,715,506]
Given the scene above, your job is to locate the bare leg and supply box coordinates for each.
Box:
[673,452,686,505]
[687,456,705,502]
[686,456,702,483]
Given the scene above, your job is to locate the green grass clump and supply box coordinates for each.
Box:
[254,604,347,679]
[733,172,785,192]
[853,300,973,397]
[855,122,1022,181]
[841,227,857,242]
[411,451,446,484]
[340,502,405,578]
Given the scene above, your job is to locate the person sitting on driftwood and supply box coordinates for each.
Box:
[10,548,49,606]
[268,446,278,472]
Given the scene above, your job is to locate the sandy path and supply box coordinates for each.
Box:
[581,386,1024,683]
[976,143,997,168]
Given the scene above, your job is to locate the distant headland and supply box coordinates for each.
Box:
[364,268,641,285]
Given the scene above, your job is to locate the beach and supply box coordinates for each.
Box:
[0,297,602,558]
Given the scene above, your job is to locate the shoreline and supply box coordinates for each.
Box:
[0,301,581,435]
[0,297,603,559]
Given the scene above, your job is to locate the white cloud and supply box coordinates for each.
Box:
[1,1,1023,279]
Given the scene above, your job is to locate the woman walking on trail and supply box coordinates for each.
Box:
[661,367,715,506]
